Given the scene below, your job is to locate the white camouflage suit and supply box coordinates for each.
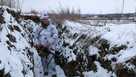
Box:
[33,23,59,53]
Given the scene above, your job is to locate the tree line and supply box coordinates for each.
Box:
[0,0,21,9]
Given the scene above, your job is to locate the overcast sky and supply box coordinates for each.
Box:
[22,0,136,14]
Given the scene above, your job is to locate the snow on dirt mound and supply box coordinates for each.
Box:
[56,20,136,77]
[0,6,136,77]
[102,24,136,63]
[0,7,44,77]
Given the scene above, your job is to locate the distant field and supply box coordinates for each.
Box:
[49,13,136,25]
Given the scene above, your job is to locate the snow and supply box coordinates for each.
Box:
[63,47,76,62]
[3,10,11,23]
[101,24,136,63]
[83,61,116,77]
[55,65,66,77]
[1,5,136,77]
[64,21,104,38]
[63,20,136,76]
[0,7,44,77]
[88,45,99,56]
[0,6,66,77]
[101,24,136,47]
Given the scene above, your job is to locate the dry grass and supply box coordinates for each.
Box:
[48,8,81,24]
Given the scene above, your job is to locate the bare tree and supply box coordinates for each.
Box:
[121,0,125,13]
[0,0,21,9]
[0,0,6,6]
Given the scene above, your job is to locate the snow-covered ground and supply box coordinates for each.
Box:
[0,6,66,77]
[59,21,136,77]
[0,7,44,77]
[102,24,136,63]
[1,5,136,77]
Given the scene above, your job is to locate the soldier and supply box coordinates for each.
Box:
[33,12,59,55]
[33,12,60,75]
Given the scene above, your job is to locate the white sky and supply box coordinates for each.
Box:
[22,0,136,14]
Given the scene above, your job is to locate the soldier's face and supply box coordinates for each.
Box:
[42,19,49,26]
